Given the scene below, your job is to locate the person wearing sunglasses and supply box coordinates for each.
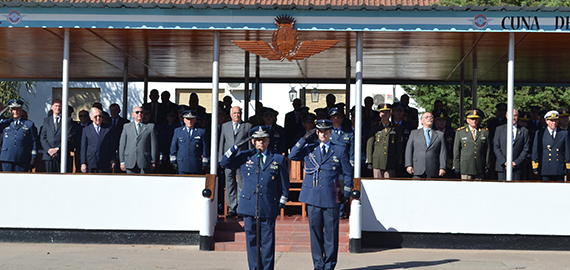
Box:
[118,106,157,174]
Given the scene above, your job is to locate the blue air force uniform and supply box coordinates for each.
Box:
[170,126,209,174]
[0,118,37,172]
[289,120,353,270]
[220,126,289,270]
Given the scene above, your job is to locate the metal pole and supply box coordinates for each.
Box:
[244,51,250,120]
[122,56,129,119]
[345,51,351,116]
[210,31,220,175]
[460,65,465,126]
[255,55,260,116]
[472,49,478,109]
[60,30,70,173]
[350,31,363,254]
[143,67,149,108]
[506,32,515,181]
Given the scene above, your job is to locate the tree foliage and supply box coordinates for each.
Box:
[0,81,36,117]
[404,0,570,129]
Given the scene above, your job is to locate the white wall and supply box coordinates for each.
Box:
[0,174,212,231]
[361,179,570,236]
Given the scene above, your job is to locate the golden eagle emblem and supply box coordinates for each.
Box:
[232,15,339,62]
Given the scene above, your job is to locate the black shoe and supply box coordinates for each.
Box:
[226,210,237,218]
[340,213,349,219]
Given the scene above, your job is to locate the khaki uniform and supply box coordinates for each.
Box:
[453,126,491,176]
[366,122,403,171]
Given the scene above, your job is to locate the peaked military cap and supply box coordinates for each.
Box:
[377,103,392,112]
[558,108,570,117]
[262,107,279,116]
[392,102,405,111]
[314,108,329,118]
[544,110,559,120]
[518,112,530,121]
[466,109,482,119]
[249,126,270,138]
[7,99,23,108]
[328,107,344,117]
[303,113,317,122]
[315,119,333,130]
[432,108,448,120]
[182,110,197,118]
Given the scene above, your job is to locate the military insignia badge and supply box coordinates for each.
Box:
[332,156,339,163]
[270,162,279,170]
[195,136,201,139]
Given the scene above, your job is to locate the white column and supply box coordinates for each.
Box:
[354,32,363,179]
[210,31,220,174]
[60,30,70,174]
[506,32,515,181]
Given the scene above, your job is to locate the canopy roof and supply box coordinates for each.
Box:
[1,0,570,85]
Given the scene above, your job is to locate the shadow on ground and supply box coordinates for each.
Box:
[343,259,460,270]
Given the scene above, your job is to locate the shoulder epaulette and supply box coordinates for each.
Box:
[457,126,466,131]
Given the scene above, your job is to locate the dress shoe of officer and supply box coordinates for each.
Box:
[226,210,238,218]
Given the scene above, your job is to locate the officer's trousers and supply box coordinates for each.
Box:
[2,162,29,172]
[243,215,276,270]
[308,204,340,270]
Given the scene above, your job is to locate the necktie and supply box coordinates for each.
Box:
[472,129,476,140]
[136,123,141,135]
[96,126,100,135]
[55,116,60,132]
[552,131,555,139]
[425,129,431,147]
[322,145,327,158]
[233,123,238,135]
[14,120,19,127]
[188,128,193,138]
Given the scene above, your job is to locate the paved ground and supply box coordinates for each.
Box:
[0,243,569,269]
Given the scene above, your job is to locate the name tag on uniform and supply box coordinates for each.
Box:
[22,126,29,131]
[389,130,396,135]
[195,136,201,139]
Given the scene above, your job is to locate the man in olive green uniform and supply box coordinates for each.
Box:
[453,109,490,180]
[366,103,403,178]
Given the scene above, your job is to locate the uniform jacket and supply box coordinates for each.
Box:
[453,126,491,175]
[404,128,447,177]
[441,128,456,170]
[40,115,74,161]
[170,126,209,174]
[532,128,570,176]
[80,123,115,170]
[119,121,157,170]
[284,110,304,150]
[493,124,530,172]
[157,122,181,160]
[366,122,403,170]
[331,125,355,166]
[265,124,287,155]
[394,120,415,148]
[0,119,37,163]
[221,148,289,218]
[289,137,353,208]
[218,121,252,162]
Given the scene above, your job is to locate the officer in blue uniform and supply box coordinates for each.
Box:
[261,107,287,155]
[532,110,570,181]
[170,110,209,174]
[289,119,353,270]
[220,126,289,270]
[0,99,38,172]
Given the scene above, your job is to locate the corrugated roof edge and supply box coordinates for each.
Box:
[0,1,566,11]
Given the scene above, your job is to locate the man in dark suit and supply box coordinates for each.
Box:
[170,110,209,175]
[532,110,570,181]
[261,107,287,155]
[493,109,531,180]
[405,112,447,178]
[142,89,162,124]
[284,98,304,151]
[157,111,181,174]
[289,119,353,270]
[220,126,289,270]
[400,94,419,129]
[219,106,253,217]
[80,107,116,173]
[119,106,158,174]
[40,99,74,172]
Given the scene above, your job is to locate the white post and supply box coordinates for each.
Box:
[210,31,220,175]
[60,30,70,174]
[350,31,363,253]
[506,32,515,181]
